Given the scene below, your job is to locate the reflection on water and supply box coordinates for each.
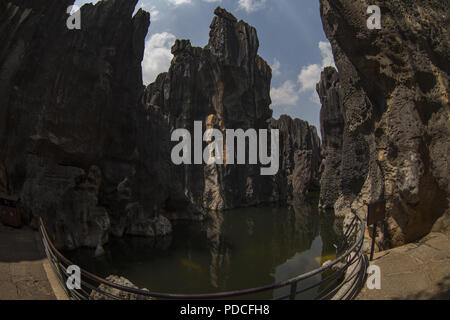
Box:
[65,199,340,299]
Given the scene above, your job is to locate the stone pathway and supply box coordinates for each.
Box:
[0,223,62,300]
[357,231,450,300]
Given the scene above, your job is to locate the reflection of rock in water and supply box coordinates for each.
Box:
[290,201,320,251]
[180,258,203,272]
[203,200,323,292]
[271,200,322,299]
[65,203,340,298]
[318,209,347,298]
[205,210,225,288]
[319,209,339,264]
[246,218,255,236]
[64,233,173,281]
[110,234,174,254]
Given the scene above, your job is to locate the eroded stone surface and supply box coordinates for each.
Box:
[90,275,152,300]
[318,0,450,248]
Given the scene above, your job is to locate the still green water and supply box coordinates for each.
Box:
[66,201,340,299]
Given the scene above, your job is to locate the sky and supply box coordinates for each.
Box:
[73,0,335,132]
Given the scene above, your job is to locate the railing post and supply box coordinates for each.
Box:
[289,282,297,300]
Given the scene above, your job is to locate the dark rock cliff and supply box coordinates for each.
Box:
[317,67,345,210]
[318,0,449,249]
[0,0,171,251]
[141,7,321,219]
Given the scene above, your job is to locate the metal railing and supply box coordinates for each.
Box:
[39,212,368,300]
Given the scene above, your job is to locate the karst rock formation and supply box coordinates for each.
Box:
[2,0,446,253]
[0,2,320,250]
[140,7,321,220]
[318,0,449,249]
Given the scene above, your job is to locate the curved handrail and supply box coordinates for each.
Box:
[39,211,367,300]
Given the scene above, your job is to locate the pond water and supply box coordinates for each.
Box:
[65,200,341,299]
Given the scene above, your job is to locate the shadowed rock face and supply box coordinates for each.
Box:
[318,0,449,248]
[0,3,321,249]
[317,67,345,210]
[140,7,321,218]
[269,116,321,205]
[0,0,160,250]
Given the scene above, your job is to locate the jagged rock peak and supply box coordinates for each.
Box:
[140,6,321,214]
[171,39,192,55]
[206,6,259,66]
[84,0,141,18]
[214,6,238,22]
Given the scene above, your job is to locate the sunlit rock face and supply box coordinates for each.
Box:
[141,7,321,218]
[318,0,450,248]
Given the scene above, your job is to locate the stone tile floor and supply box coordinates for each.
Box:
[357,231,450,300]
[0,223,56,300]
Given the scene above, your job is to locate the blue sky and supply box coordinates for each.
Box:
[73,0,335,132]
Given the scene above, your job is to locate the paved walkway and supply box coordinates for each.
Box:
[0,223,65,300]
[357,231,450,300]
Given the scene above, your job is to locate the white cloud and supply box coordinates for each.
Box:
[167,0,192,6]
[319,41,335,68]
[270,80,300,106]
[309,90,321,105]
[166,0,220,7]
[238,0,266,13]
[142,32,176,85]
[271,58,281,77]
[147,6,160,21]
[297,41,335,104]
[270,41,335,108]
[298,63,322,92]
